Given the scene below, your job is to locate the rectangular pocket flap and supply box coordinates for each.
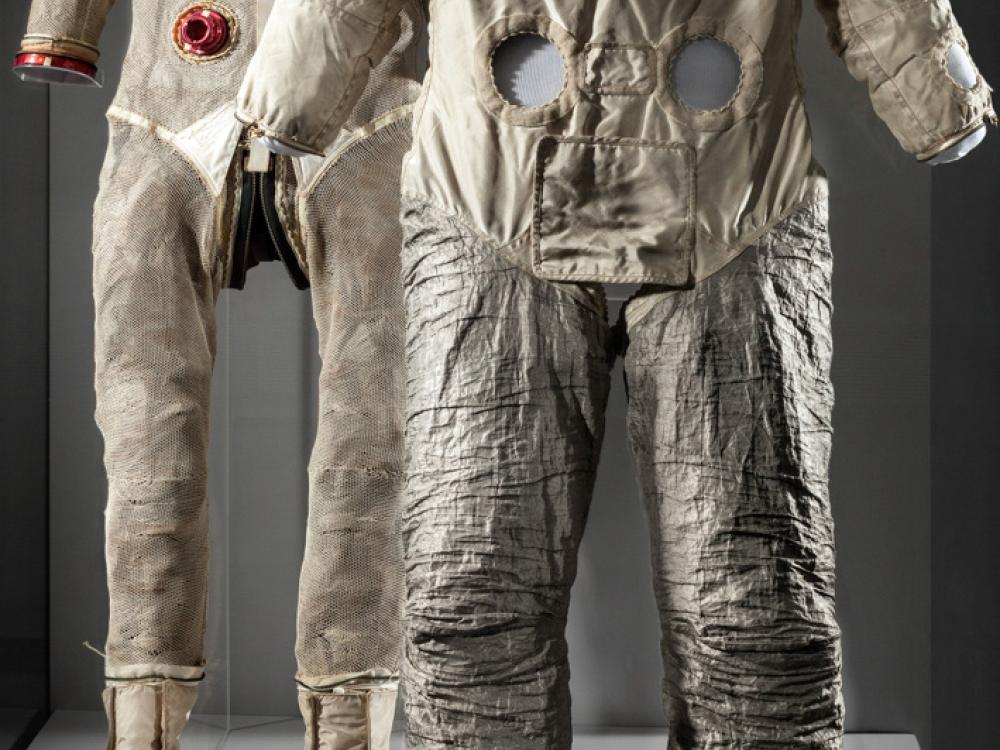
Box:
[532,136,696,286]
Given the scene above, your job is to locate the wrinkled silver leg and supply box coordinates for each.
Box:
[399,199,611,749]
[624,199,845,749]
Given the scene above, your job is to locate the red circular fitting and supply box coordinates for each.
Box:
[13,51,98,79]
[175,6,230,58]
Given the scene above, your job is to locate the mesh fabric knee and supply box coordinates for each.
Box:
[94,121,221,671]
[293,118,411,678]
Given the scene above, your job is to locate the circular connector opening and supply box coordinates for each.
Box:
[491,33,566,108]
[671,37,742,112]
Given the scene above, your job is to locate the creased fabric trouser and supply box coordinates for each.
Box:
[399,197,843,749]
[93,115,411,747]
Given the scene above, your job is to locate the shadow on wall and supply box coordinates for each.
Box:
[0,1,51,748]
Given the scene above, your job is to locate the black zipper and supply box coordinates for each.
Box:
[230,169,257,290]
[259,165,309,290]
[229,140,310,291]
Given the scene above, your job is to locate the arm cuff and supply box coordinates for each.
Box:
[18,34,99,64]
[13,51,100,86]
[917,113,997,162]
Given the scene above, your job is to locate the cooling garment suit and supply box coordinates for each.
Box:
[236,0,994,747]
[13,0,427,747]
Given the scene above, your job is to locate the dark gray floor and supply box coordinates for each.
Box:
[25,712,918,749]
[0,708,42,750]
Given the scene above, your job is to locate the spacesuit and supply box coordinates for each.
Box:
[238,0,994,747]
[131,0,997,750]
[239,1,996,747]
[13,0,425,747]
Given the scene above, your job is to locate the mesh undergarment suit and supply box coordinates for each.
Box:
[13,0,427,747]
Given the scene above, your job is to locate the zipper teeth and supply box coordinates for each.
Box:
[258,172,282,249]
[259,170,309,288]
[235,171,256,289]
[233,139,307,289]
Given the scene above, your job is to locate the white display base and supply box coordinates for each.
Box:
[28,710,920,749]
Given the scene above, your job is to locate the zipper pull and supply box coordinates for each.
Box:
[245,137,272,173]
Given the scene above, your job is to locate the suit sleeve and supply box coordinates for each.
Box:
[17,0,117,67]
[236,0,405,155]
[814,0,996,160]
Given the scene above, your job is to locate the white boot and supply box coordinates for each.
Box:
[299,685,397,750]
[102,679,199,750]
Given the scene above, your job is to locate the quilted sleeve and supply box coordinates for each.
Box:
[236,0,405,155]
[16,0,116,70]
[814,0,996,160]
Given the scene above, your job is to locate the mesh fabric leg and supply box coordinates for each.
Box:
[93,122,225,744]
[623,199,845,749]
[282,2,425,742]
[294,118,413,745]
[399,200,611,749]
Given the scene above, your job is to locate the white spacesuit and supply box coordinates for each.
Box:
[236,1,994,747]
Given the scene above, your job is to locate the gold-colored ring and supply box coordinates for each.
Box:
[171,2,239,64]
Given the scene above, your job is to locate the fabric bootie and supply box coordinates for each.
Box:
[102,679,199,750]
[299,685,397,750]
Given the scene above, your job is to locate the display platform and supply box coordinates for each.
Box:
[26,711,919,749]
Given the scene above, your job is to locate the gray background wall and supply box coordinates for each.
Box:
[0,4,49,749]
[931,3,1000,750]
[7,2,998,749]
